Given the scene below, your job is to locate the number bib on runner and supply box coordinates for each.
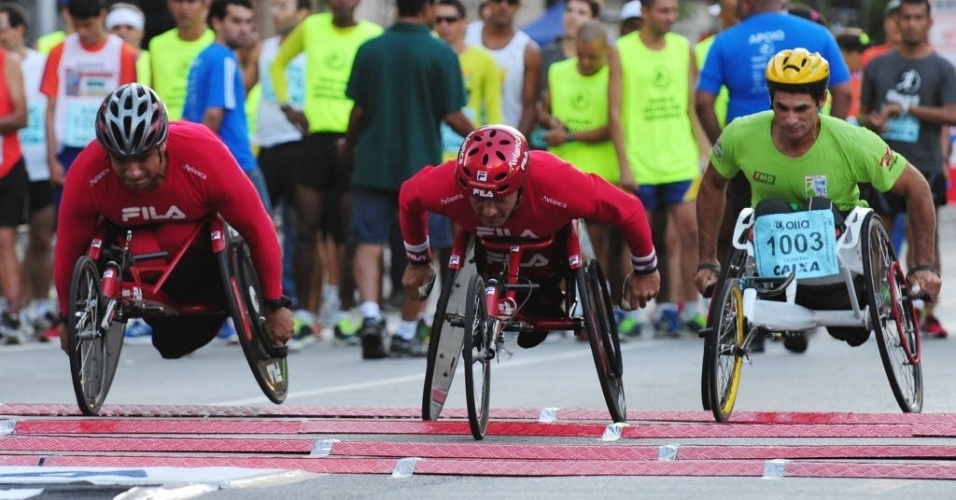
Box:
[753,210,839,279]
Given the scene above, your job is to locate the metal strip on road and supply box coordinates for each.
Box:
[623,423,915,439]
[0,456,43,465]
[0,436,316,454]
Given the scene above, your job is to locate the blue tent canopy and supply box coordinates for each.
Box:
[520,1,565,47]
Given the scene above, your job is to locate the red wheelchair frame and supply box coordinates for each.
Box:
[65,216,288,416]
[423,220,625,439]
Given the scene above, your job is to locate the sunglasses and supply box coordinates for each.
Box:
[490,0,520,5]
[435,15,460,24]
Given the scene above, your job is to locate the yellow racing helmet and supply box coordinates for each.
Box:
[765,48,830,95]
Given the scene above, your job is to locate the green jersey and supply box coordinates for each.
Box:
[711,111,907,211]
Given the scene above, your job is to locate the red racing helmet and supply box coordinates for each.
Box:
[456,124,529,197]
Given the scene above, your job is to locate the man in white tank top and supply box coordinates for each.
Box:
[464,0,541,137]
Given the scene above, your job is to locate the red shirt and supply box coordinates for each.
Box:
[399,150,657,272]
[54,121,282,313]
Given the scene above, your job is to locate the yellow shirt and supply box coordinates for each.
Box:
[147,28,215,120]
[441,44,503,161]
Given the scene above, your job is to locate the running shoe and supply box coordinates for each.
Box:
[922,314,948,339]
[123,318,153,345]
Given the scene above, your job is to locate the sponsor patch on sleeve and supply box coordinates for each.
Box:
[879,146,894,168]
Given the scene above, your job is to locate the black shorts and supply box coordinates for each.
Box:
[0,158,28,227]
[28,180,53,213]
[259,140,305,208]
[297,132,351,192]
[862,170,947,217]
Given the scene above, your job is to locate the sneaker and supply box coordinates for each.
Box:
[360,317,388,359]
[333,316,361,346]
[286,310,318,352]
[517,330,549,348]
[390,335,428,357]
[217,318,239,345]
[415,318,431,345]
[783,332,809,353]
[654,307,681,339]
[0,312,24,345]
[682,315,707,335]
[922,314,948,339]
[124,318,153,345]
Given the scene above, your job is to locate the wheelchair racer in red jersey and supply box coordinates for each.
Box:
[54,83,294,358]
[399,124,661,347]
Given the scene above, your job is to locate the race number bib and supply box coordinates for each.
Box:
[753,210,839,279]
[64,103,99,147]
[883,114,919,143]
[20,103,45,146]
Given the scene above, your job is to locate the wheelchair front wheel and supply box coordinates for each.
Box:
[701,245,749,411]
[862,215,922,413]
[578,260,626,423]
[462,274,492,440]
[706,278,746,422]
[67,256,125,416]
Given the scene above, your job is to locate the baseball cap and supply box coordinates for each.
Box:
[885,0,901,15]
[620,1,642,21]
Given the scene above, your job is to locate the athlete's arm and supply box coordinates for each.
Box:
[891,164,940,300]
[828,82,852,120]
[339,104,363,163]
[686,45,710,157]
[0,53,27,133]
[269,23,305,105]
[607,45,635,191]
[694,163,730,294]
[517,41,541,138]
[695,37,724,144]
[398,168,436,265]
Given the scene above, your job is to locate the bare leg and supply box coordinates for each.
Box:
[0,228,21,312]
[21,206,54,303]
[354,243,384,305]
[294,185,323,311]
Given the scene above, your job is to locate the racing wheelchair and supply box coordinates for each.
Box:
[421,220,625,440]
[65,217,288,416]
[700,205,922,422]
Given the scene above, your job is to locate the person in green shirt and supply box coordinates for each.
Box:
[695,48,941,350]
[36,0,71,55]
[148,0,215,120]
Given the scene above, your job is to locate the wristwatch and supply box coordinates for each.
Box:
[263,295,292,312]
[566,131,576,142]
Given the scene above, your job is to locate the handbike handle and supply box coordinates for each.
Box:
[417,273,436,301]
[132,251,170,262]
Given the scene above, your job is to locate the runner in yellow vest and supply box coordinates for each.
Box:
[539,21,619,332]
[147,0,214,120]
[269,7,382,330]
[434,0,502,162]
[36,1,70,55]
[609,0,708,337]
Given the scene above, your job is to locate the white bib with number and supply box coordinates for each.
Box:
[753,210,839,280]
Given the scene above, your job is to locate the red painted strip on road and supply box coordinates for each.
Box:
[35,455,956,480]
[0,436,315,454]
[675,444,956,461]
[785,461,956,480]
[623,423,914,439]
[10,418,935,439]
[43,455,398,474]
[4,404,956,426]
[327,441,660,461]
[0,455,43,465]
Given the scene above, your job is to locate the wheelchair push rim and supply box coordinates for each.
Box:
[707,278,745,422]
[67,256,124,416]
[218,228,289,405]
[863,214,922,414]
[578,260,627,423]
[463,274,492,440]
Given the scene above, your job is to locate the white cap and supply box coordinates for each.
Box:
[620,1,642,21]
[707,3,721,17]
[105,5,145,31]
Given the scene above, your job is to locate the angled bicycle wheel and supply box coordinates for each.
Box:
[422,238,476,421]
[578,260,626,423]
[707,278,745,422]
[219,226,288,405]
[462,274,492,440]
[862,214,922,413]
[67,256,125,416]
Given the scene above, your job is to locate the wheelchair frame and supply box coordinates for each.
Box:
[422,220,625,439]
[701,207,923,422]
[65,217,288,416]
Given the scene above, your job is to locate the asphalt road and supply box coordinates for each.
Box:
[0,208,955,499]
